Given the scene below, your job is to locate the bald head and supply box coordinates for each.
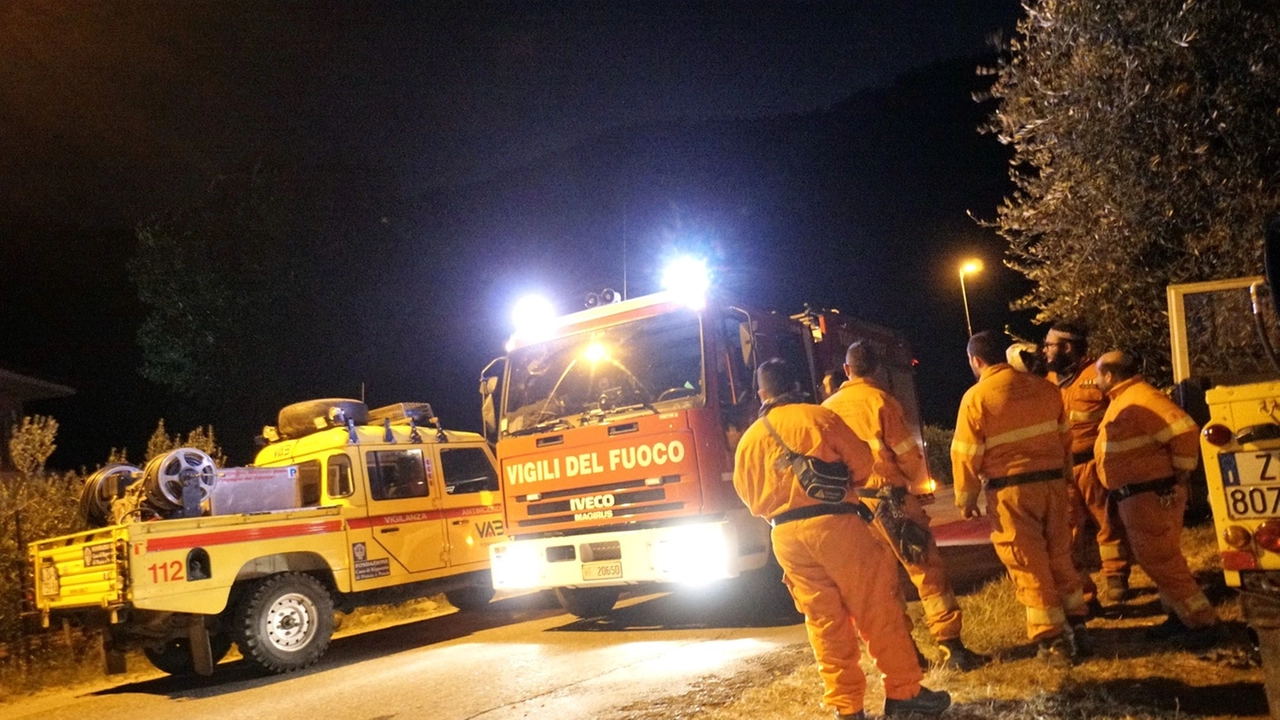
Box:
[1094,350,1141,393]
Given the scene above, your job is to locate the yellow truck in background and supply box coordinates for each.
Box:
[28,399,504,676]
[1167,216,1280,718]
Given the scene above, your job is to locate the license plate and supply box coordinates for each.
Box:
[1220,450,1280,519]
[40,565,59,597]
[581,561,623,581]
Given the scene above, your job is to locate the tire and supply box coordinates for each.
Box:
[143,634,233,676]
[233,573,334,674]
[444,585,496,612]
[277,399,368,440]
[554,586,620,618]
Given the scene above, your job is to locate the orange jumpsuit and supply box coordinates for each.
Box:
[1049,360,1131,594]
[1094,377,1218,628]
[823,376,963,641]
[951,364,1086,641]
[734,401,922,716]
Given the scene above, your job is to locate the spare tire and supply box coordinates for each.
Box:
[277,399,368,440]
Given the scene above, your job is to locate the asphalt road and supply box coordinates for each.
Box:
[7,585,813,720]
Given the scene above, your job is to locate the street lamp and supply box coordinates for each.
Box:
[958,259,984,337]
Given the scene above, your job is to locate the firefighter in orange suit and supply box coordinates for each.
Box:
[1093,350,1220,640]
[1044,322,1132,604]
[951,331,1089,661]
[734,358,950,720]
[824,340,988,671]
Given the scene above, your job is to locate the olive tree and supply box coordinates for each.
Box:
[985,0,1280,381]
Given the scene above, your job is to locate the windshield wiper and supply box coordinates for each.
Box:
[600,400,661,419]
[506,417,573,438]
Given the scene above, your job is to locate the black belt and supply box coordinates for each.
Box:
[771,502,873,527]
[1072,450,1094,465]
[1112,476,1177,501]
[986,468,1063,492]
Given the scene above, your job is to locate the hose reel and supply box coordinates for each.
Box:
[79,464,143,527]
[143,448,219,511]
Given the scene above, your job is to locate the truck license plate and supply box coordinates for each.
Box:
[581,561,623,581]
[40,565,59,597]
[1221,450,1280,519]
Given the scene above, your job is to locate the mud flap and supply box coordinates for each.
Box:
[188,616,215,676]
[1243,587,1280,720]
[101,629,127,675]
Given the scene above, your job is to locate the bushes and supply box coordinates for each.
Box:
[922,425,954,486]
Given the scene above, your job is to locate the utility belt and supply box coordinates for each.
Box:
[1071,450,1095,466]
[771,502,874,527]
[1111,476,1177,501]
[985,468,1063,492]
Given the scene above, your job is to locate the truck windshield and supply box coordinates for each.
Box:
[504,309,704,435]
[1182,282,1280,385]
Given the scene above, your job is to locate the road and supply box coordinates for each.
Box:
[6,585,813,720]
[8,492,1001,720]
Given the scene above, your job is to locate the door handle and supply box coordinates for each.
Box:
[380,527,400,534]
[451,520,467,526]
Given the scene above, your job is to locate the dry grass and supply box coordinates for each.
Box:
[622,524,1269,720]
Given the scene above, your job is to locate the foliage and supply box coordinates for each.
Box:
[0,470,84,653]
[985,0,1280,382]
[8,415,58,476]
[144,419,228,467]
[922,424,954,486]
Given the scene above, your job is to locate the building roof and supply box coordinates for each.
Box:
[0,367,75,402]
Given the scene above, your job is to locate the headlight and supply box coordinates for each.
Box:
[490,543,542,589]
[652,524,734,584]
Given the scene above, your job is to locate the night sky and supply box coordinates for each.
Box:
[1,1,1028,467]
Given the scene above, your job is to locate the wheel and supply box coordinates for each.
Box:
[444,585,496,612]
[143,634,232,676]
[554,586,620,618]
[233,573,334,674]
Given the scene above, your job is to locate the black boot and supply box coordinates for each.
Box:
[938,637,990,671]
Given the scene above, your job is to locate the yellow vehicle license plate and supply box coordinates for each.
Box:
[1221,449,1280,519]
[581,561,623,581]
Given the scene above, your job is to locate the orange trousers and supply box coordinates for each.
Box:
[987,478,1087,641]
[1115,485,1218,628]
[867,493,962,640]
[1067,459,1131,594]
[772,512,923,716]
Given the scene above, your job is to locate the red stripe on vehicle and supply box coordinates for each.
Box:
[145,519,344,552]
[347,505,502,530]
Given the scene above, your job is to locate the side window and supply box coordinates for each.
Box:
[718,314,754,406]
[297,460,322,506]
[367,449,428,501]
[327,453,353,499]
[440,447,499,495]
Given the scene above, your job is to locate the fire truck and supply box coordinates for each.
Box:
[1168,217,1280,717]
[28,399,503,676]
[480,282,924,617]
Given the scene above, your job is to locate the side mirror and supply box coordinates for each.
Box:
[479,357,505,446]
[1266,214,1280,320]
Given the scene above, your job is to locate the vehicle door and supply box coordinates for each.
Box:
[434,443,504,568]
[360,447,448,576]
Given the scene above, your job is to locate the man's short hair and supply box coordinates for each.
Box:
[1098,350,1142,381]
[823,366,848,388]
[967,330,1009,366]
[845,340,879,377]
[757,358,801,398]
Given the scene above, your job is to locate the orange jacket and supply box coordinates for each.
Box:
[733,400,876,521]
[1094,376,1200,489]
[1048,359,1108,456]
[951,364,1071,510]
[822,376,928,489]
